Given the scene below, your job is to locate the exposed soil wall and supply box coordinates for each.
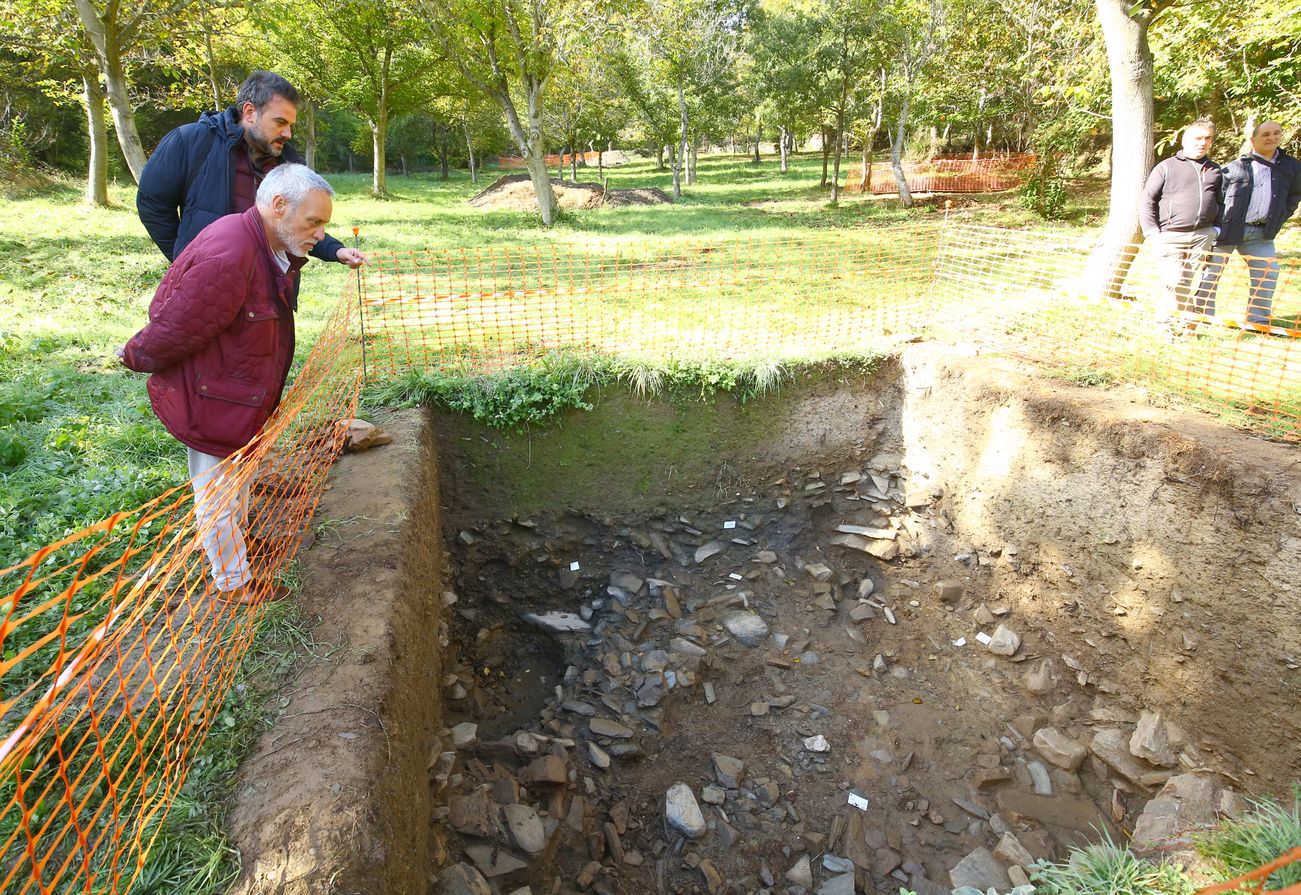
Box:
[896,347,1300,789]
[227,409,445,895]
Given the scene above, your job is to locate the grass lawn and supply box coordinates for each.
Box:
[0,151,1297,893]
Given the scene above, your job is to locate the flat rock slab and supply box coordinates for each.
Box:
[464,844,529,878]
[996,790,1119,849]
[720,610,769,646]
[522,612,591,634]
[437,863,492,895]
[949,847,1011,891]
[817,873,856,895]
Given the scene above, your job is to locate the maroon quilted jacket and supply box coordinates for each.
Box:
[123,207,306,457]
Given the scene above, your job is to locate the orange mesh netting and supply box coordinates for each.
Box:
[846,153,1035,195]
[1,220,1297,891]
[1196,846,1301,895]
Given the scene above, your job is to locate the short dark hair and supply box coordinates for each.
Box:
[235,71,299,111]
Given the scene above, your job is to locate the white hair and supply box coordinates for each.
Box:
[256,163,334,210]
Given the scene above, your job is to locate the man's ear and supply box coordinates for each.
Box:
[271,194,288,217]
[240,101,257,124]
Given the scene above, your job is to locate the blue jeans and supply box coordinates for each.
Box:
[1195,226,1279,325]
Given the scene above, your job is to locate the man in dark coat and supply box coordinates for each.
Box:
[136,70,364,268]
[1196,121,1301,326]
[1139,118,1223,326]
[120,164,334,603]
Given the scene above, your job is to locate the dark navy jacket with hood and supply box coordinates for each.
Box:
[136,106,345,264]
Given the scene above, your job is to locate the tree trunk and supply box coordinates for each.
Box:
[753,117,761,163]
[401,154,408,176]
[72,0,147,183]
[202,7,221,109]
[370,109,388,196]
[778,125,788,173]
[676,81,688,198]
[688,141,697,185]
[820,127,830,187]
[831,122,843,204]
[464,120,477,183]
[571,149,577,182]
[439,125,450,179]
[1087,0,1156,298]
[81,69,109,207]
[941,122,951,153]
[891,95,914,207]
[928,124,939,160]
[668,141,680,197]
[303,100,317,170]
[656,142,665,170]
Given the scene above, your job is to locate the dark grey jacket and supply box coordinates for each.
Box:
[1216,149,1301,246]
[136,107,345,263]
[1140,152,1223,236]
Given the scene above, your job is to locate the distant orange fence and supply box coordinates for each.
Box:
[2,221,1298,892]
[497,151,603,169]
[846,153,1035,195]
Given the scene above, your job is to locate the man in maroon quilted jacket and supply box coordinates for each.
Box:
[119,164,334,603]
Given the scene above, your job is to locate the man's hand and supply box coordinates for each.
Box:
[115,345,127,365]
[335,247,368,269]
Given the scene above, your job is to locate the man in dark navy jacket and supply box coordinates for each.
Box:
[136,70,365,268]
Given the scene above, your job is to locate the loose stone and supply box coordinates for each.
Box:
[720,610,769,646]
[1033,727,1087,770]
[665,783,707,839]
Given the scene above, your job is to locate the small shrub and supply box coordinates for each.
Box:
[1033,838,1196,895]
[1019,173,1067,220]
[1197,791,1301,890]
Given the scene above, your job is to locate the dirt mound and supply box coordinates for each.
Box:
[603,186,672,206]
[469,174,671,212]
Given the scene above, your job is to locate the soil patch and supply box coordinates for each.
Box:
[470,174,671,213]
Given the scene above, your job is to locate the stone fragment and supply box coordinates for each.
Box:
[665,783,707,839]
[1027,760,1053,796]
[1132,774,1225,846]
[974,603,997,626]
[695,541,726,563]
[975,767,1012,789]
[437,863,492,895]
[875,847,903,875]
[720,610,769,646]
[712,754,745,789]
[450,722,479,750]
[449,787,499,837]
[1008,865,1033,888]
[805,562,834,581]
[609,571,644,594]
[587,742,611,769]
[818,873,856,895]
[670,637,707,658]
[561,700,596,716]
[987,623,1022,657]
[589,718,634,739]
[1024,659,1054,695]
[342,419,393,452]
[755,550,778,563]
[934,579,964,604]
[701,785,726,805]
[785,855,813,888]
[464,844,528,878]
[522,755,568,785]
[803,735,831,753]
[522,612,591,634]
[503,804,547,855]
[1090,728,1152,784]
[1033,727,1087,770]
[993,832,1035,867]
[949,847,1012,891]
[698,858,722,893]
[1130,711,1177,767]
[873,654,888,673]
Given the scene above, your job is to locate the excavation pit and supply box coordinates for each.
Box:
[227,346,1300,895]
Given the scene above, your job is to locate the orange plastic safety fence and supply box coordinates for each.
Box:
[1196,846,1301,895]
[496,151,603,169]
[845,153,1036,195]
[1,219,1297,893]
[0,297,362,893]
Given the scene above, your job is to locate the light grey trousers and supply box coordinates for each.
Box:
[187,448,251,593]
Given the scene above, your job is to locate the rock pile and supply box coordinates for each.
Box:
[431,455,1247,894]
